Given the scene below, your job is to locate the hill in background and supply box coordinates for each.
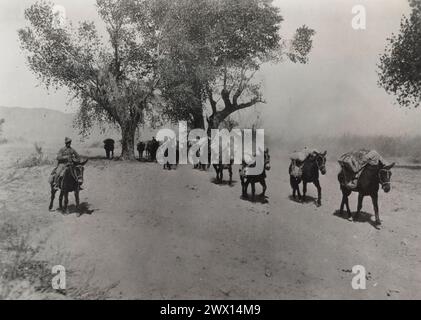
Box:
[0,106,121,145]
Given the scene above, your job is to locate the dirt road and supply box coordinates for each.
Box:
[1,145,420,299]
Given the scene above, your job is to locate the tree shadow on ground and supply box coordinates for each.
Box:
[333,210,380,229]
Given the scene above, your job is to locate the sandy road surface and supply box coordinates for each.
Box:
[1,145,420,299]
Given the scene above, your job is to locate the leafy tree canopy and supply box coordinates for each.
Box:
[378,0,421,108]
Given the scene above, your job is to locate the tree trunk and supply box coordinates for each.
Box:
[120,122,137,160]
[207,109,231,136]
[192,110,205,130]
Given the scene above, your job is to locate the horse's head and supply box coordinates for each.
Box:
[71,159,88,186]
[264,148,271,171]
[314,151,327,175]
[379,162,395,193]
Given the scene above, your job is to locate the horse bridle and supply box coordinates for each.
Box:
[314,154,326,172]
[264,153,270,170]
[68,164,83,184]
[378,168,391,188]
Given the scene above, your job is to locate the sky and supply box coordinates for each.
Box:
[0,0,419,139]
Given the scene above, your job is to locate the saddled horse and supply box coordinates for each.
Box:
[289,151,327,206]
[49,159,88,216]
[240,149,271,199]
[338,162,395,226]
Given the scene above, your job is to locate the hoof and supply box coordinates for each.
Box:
[76,212,81,218]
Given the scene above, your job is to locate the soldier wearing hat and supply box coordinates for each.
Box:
[51,137,80,190]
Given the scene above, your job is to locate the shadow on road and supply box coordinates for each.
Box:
[240,194,269,204]
[57,202,96,217]
[211,178,237,187]
[333,210,380,229]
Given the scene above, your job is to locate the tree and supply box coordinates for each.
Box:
[156,0,315,133]
[18,0,160,159]
[378,0,421,108]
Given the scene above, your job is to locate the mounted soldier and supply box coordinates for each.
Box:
[50,137,81,190]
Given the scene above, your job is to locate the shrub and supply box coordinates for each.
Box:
[15,143,53,168]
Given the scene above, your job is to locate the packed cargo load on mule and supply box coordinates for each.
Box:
[338,149,387,190]
[289,147,320,178]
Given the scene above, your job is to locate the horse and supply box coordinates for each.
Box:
[103,139,115,159]
[49,159,88,216]
[338,162,395,226]
[137,141,145,160]
[289,151,327,206]
[213,157,233,184]
[240,149,271,199]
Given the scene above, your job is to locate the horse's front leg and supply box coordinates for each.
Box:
[59,191,64,210]
[49,185,56,211]
[302,182,307,201]
[251,182,256,200]
[260,178,267,197]
[242,178,249,197]
[340,188,352,220]
[228,166,232,185]
[339,190,345,214]
[356,193,364,215]
[371,193,380,226]
[63,192,69,213]
[75,191,82,217]
[290,176,296,198]
[296,182,302,200]
[314,180,322,206]
[75,191,80,209]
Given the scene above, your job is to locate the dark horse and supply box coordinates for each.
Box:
[103,139,115,159]
[137,141,145,160]
[213,158,233,184]
[338,162,395,226]
[240,149,271,199]
[49,159,88,216]
[289,151,327,206]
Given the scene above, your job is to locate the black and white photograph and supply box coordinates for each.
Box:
[0,0,420,303]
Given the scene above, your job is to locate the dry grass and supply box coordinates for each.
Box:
[14,143,54,168]
[0,219,119,300]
